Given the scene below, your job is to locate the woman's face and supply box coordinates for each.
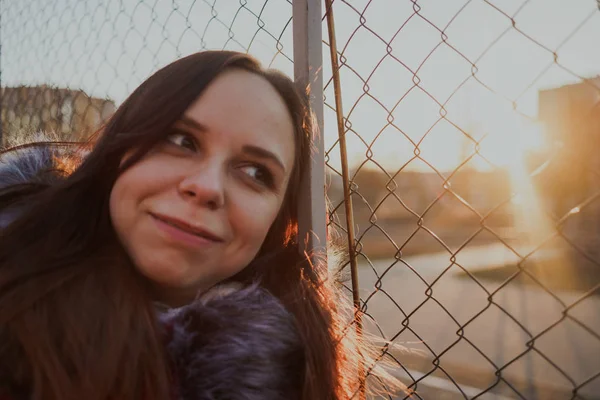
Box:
[109,69,296,306]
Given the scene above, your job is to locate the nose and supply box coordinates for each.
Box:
[178,162,225,210]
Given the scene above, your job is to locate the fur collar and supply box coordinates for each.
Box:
[0,142,68,228]
[161,284,304,399]
[0,141,304,399]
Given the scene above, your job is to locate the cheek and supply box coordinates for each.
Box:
[109,167,185,285]
[108,161,161,253]
[230,195,284,254]
[109,156,175,228]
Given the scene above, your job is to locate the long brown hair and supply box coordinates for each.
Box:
[0,51,367,399]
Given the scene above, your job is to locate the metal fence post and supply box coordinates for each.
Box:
[292,0,327,259]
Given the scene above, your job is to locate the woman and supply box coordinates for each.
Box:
[0,51,386,400]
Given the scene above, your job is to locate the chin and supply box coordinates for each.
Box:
[137,258,191,286]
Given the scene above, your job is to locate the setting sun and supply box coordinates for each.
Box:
[474,113,547,171]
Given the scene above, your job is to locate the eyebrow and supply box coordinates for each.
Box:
[180,116,208,132]
[242,145,286,172]
[179,116,287,172]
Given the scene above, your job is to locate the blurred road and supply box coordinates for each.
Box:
[358,243,600,399]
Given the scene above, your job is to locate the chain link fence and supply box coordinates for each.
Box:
[2,1,600,399]
[322,1,600,399]
[0,0,294,141]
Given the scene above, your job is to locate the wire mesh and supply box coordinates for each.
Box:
[322,1,600,399]
[2,0,600,399]
[0,0,294,143]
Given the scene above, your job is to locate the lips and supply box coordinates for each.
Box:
[150,212,224,242]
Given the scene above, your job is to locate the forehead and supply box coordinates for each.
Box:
[182,69,296,167]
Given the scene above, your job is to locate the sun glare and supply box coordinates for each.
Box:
[473,113,547,172]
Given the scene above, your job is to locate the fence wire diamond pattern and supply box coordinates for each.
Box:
[0,0,294,142]
[323,1,600,399]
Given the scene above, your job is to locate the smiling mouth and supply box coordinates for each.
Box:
[150,213,224,243]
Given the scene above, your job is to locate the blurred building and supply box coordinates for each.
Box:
[1,85,116,144]
[328,167,512,225]
[537,77,600,220]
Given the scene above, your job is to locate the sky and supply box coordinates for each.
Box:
[1,0,599,174]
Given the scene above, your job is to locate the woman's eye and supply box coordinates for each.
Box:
[241,164,274,188]
[165,131,197,152]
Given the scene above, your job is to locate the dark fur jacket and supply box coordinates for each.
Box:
[0,144,304,400]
